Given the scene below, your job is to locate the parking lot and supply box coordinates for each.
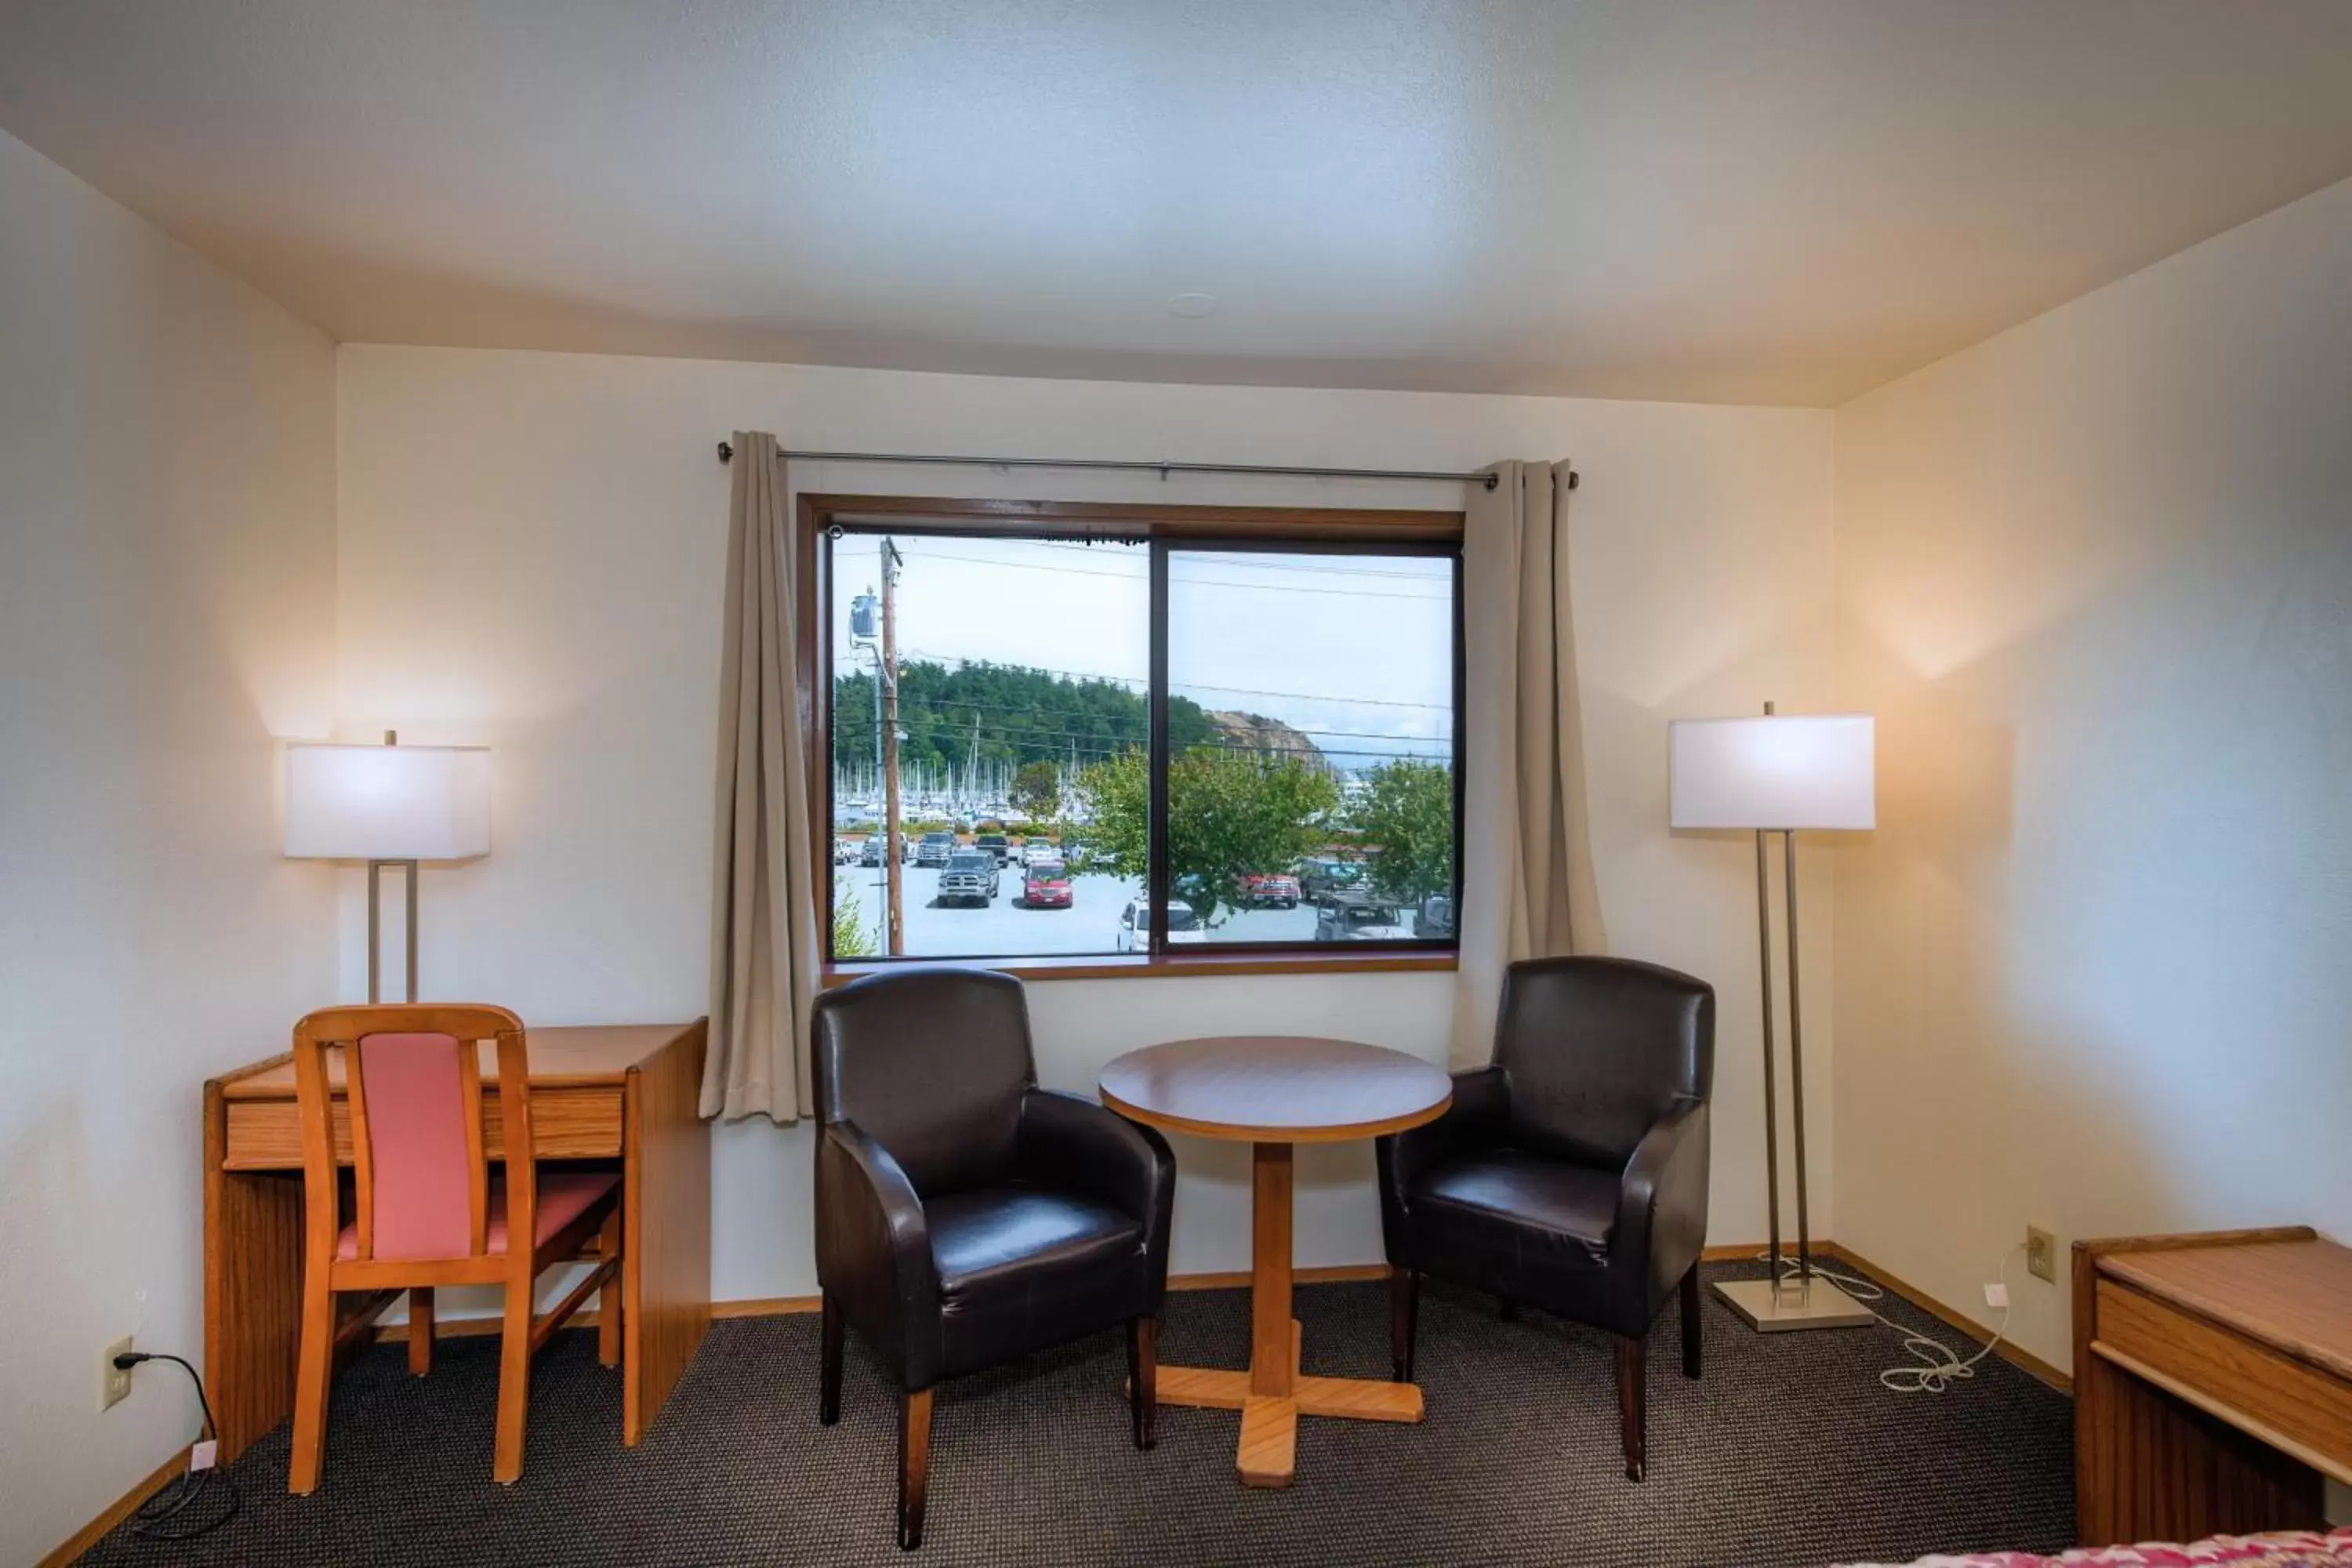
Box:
[833,862,1319,956]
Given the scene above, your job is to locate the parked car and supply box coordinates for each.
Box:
[975,832,1011,864]
[1022,841,1063,868]
[1295,858,1363,904]
[1314,895,1411,942]
[1115,898,1207,952]
[833,837,859,865]
[1020,860,1073,909]
[937,852,1000,907]
[1238,872,1301,909]
[914,831,960,868]
[857,833,898,868]
[1414,892,1456,939]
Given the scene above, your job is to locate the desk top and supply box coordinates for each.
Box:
[2101,1235,2352,1383]
[1098,1035,1450,1144]
[216,1023,700,1099]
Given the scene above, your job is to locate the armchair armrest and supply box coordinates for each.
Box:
[816,1118,942,1388]
[1376,1064,1507,1263]
[1613,1097,1711,1297]
[1018,1087,1176,1261]
[1380,1063,1507,1196]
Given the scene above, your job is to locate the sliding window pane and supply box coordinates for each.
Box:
[827,531,1149,959]
[1161,548,1457,946]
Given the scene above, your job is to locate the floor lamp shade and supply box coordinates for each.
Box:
[284,743,491,861]
[1668,715,1875,832]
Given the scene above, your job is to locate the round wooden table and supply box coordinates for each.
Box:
[1099,1035,1451,1489]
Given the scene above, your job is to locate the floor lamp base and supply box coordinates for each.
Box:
[1713,1273,1875,1332]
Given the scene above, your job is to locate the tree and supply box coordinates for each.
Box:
[1350,757,1455,907]
[1071,746,1341,922]
[831,876,878,958]
[1009,760,1061,822]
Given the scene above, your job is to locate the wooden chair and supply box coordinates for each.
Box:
[287,1004,623,1491]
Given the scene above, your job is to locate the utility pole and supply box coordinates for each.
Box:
[880,537,906,955]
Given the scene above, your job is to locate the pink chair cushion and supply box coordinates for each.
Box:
[339,1171,616,1261]
[354,1033,474,1261]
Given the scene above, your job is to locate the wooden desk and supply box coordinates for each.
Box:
[204,1022,711,1465]
[2074,1227,2351,1545]
[1099,1035,1450,1489]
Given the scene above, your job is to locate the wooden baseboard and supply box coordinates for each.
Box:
[379,1249,1789,1341]
[38,1445,192,1568]
[365,1241,2071,1394]
[1817,1242,2072,1393]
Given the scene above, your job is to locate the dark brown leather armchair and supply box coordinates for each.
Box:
[1376,955,1715,1481]
[812,967,1176,1549]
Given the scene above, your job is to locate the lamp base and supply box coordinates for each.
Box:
[1712,1273,1875,1333]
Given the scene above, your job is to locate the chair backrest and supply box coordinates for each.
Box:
[811,967,1034,1197]
[291,1004,531,1265]
[1493,956,1715,1169]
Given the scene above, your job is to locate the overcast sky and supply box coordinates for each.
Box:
[828,533,1454,768]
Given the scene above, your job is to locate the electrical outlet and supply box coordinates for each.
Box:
[2026,1225,2058,1283]
[1984,1282,2010,1309]
[100,1335,135,1411]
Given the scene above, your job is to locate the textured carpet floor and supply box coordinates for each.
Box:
[78,1262,2072,1567]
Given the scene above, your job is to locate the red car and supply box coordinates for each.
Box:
[1239,872,1301,909]
[1022,860,1074,909]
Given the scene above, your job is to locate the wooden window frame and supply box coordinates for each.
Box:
[797,495,1466,984]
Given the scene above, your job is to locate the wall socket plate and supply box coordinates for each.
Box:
[100,1334,135,1411]
[2026,1225,2059,1283]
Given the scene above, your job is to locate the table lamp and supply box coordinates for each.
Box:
[1669,705,1875,1331]
[285,733,491,1002]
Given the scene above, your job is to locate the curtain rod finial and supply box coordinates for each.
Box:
[717,440,734,464]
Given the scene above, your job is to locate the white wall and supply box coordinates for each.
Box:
[0,131,338,1562]
[334,346,1838,1306]
[1832,174,2352,1373]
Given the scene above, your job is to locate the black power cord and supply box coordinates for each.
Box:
[113,1352,240,1541]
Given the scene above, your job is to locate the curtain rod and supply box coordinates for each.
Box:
[713,440,1541,491]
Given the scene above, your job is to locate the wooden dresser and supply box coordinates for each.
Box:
[2074,1227,2352,1545]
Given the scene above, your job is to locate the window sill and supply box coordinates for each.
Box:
[819,949,1457,987]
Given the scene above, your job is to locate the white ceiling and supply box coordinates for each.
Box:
[6,2,2352,406]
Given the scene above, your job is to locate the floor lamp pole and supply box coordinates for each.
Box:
[365,858,420,1004]
[1711,699,1872,1333]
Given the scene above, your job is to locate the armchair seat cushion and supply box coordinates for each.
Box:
[927,1180,1145,1377]
[929,1182,1142,1294]
[1413,1149,1620,1261]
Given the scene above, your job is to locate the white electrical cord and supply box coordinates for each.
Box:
[1755,1243,2025,1394]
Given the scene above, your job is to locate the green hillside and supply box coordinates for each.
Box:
[832,660,1216,774]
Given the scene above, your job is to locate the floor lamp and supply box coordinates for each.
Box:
[1669,706,1875,1331]
[285,734,492,1002]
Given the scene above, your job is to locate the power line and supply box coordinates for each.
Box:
[887,546,1450,602]
[887,649,1452,712]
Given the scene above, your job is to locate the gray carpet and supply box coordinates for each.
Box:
[78,1262,2072,1566]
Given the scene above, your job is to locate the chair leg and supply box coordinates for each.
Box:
[287,1260,335,1494]
[1615,1334,1646,1483]
[898,1388,933,1551]
[597,1208,624,1369]
[493,1272,534,1485]
[818,1292,844,1426]
[1127,1316,1157,1450]
[1389,1267,1420,1383]
[1680,1265,1703,1380]
[408,1287,435,1376]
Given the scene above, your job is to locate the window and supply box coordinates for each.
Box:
[813,498,1461,970]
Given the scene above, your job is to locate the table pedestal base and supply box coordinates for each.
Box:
[1155,1320,1425,1486]
[1148,1141,1427,1486]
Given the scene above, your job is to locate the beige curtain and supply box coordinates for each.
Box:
[702,430,820,1122]
[1448,459,1608,1069]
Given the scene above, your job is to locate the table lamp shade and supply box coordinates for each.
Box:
[284,742,491,860]
[1668,714,1875,831]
